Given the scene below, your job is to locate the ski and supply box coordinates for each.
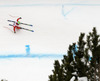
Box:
[20,27,34,32]
[7,20,33,27]
[9,24,34,32]
[8,20,15,23]
[19,22,33,27]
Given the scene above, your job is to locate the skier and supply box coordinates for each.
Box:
[7,17,34,33]
[13,17,22,33]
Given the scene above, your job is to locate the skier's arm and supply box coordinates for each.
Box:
[17,17,22,25]
[17,17,22,22]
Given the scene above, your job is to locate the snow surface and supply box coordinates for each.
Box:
[0,0,100,81]
[0,58,61,81]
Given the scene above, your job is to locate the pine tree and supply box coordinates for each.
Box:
[62,45,76,81]
[48,27,100,81]
[87,27,100,81]
[48,60,64,81]
[72,33,90,78]
[49,45,76,81]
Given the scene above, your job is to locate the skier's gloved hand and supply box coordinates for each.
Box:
[19,17,22,19]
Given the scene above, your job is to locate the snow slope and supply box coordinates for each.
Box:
[1,4,100,55]
[0,0,100,81]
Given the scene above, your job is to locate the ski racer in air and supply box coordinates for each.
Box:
[13,17,22,33]
[7,17,34,33]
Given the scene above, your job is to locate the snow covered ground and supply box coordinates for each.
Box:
[0,0,100,81]
[0,0,100,55]
[0,58,62,81]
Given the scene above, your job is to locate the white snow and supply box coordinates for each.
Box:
[0,0,100,81]
[0,58,60,81]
